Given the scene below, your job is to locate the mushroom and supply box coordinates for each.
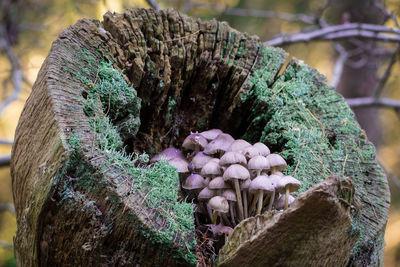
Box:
[199,129,223,141]
[266,153,287,174]
[253,142,271,156]
[218,225,234,243]
[167,157,190,174]
[198,187,216,222]
[275,194,295,210]
[191,152,213,172]
[247,155,270,177]
[219,151,247,168]
[265,174,281,211]
[182,174,206,195]
[203,133,234,157]
[208,176,231,195]
[227,139,251,153]
[222,189,237,226]
[200,160,222,179]
[223,164,250,221]
[276,176,301,209]
[208,196,229,224]
[249,175,274,215]
[242,145,262,160]
[241,178,251,218]
[150,147,185,162]
[182,133,208,152]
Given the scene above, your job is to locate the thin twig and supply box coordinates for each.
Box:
[0,154,11,167]
[266,23,400,46]
[0,139,13,145]
[331,43,348,88]
[0,203,15,214]
[0,240,13,250]
[346,97,400,109]
[146,0,160,11]
[373,46,400,99]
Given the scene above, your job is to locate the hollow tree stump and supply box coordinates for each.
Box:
[11,8,390,267]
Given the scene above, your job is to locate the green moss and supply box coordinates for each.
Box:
[62,49,196,264]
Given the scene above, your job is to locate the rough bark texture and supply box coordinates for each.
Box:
[11,8,389,267]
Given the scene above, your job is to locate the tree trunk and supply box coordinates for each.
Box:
[11,8,389,266]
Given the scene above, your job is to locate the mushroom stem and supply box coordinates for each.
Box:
[270,167,276,174]
[285,186,289,209]
[206,204,213,222]
[229,203,236,226]
[233,179,244,221]
[268,190,276,211]
[249,194,257,216]
[256,190,264,215]
[221,213,231,227]
[212,211,219,225]
[243,191,248,218]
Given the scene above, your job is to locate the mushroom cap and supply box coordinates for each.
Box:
[208,196,229,213]
[249,175,274,193]
[276,176,301,194]
[182,133,208,151]
[275,194,295,210]
[218,225,234,235]
[199,129,223,141]
[222,189,237,202]
[208,177,231,190]
[167,157,189,173]
[248,155,270,171]
[223,164,250,181]
[268,174,282,187]
[182,174,205,190]
[227,139,251,153]
[203,133,235,155]
[198,187,216,200]
[242,145,262,159]
[150,147,184,162]
[267,154,287,171]
[201,160,222,177]
[191,152,213,170]
[220,151,247,167]
[241,178,251,190]
[274,171,285,177]
[253,142,271,156]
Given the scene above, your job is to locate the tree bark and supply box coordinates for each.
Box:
[11,8,389,266]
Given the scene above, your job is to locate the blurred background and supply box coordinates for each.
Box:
[0,0,399,266]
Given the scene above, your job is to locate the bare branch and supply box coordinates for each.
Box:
[0,139,13,145]
[346,97,400,109]
[0,203,15,214]
[145,0,160,11]
[330,43,348,88]
[0,240,13,250]
[373,45,400,98]
[223,8,317,24]
[0,25,23,116]
[0,154,11,167]
[265,23,400,46]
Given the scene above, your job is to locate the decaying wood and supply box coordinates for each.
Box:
[11,8,389,266]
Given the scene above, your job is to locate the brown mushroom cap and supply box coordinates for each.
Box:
[276,175,301,194]
[182,174,205,190]
[208,177,231,190]
[150,147,184,162]
[227,139,251,153]
[199,129,223,141]
[267,154,287,171]
[182,133,208,151]
[253,142,271,156]
[222,189,237,202]
[222,164,250,181]
[208,196,229,213]
[191,152,213,170]
[201,160,222,177]
[275,194,295,209]
[248,155,270,172]
[203,133,234,155]
[249,175,274,194]
[220,151,247,167]
[198,187,216,201]
[167,157,189,173]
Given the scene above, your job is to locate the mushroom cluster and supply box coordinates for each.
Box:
[151,129,302,230]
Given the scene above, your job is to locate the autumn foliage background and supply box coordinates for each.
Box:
[1,0,400,266]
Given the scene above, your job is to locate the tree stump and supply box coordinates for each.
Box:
[11,8,390,266]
